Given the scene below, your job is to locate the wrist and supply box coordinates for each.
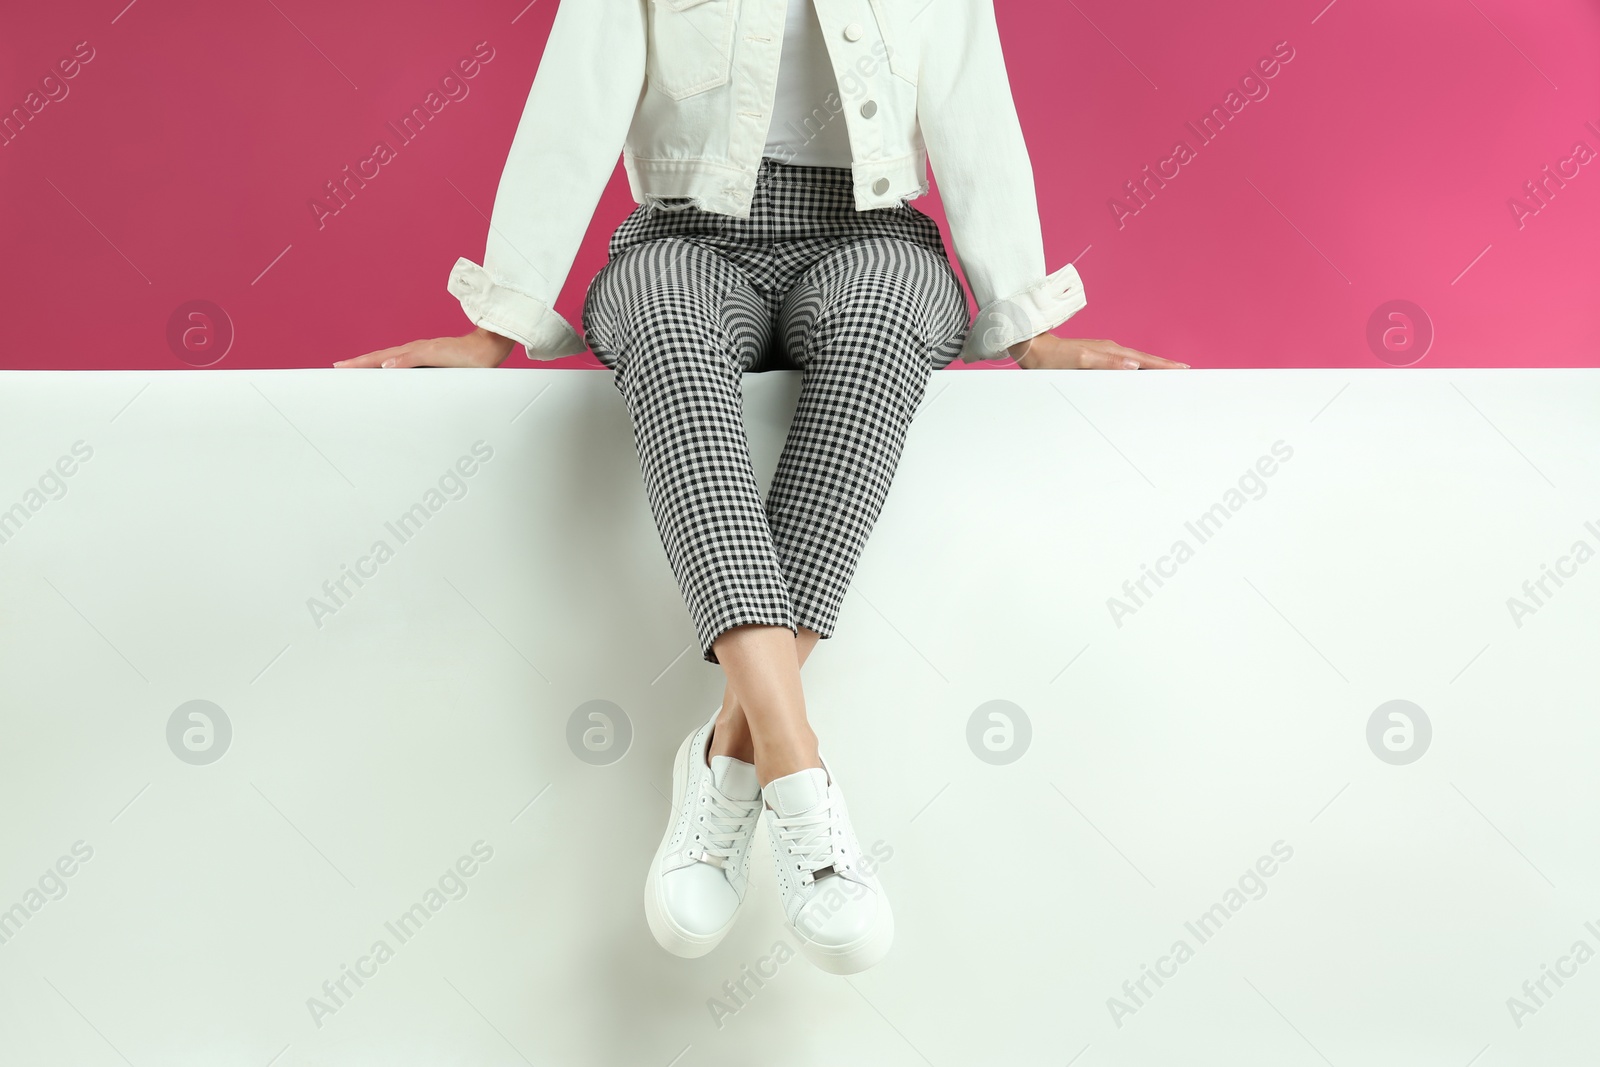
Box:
[1009,335,1039,369]
[472,326,518,363]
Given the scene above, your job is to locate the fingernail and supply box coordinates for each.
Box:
[1179,362,1191,369]
[382,358,397,368]
[331,360,344,367]
[1121,359,1139,369]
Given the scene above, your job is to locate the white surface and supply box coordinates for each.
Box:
[0,367,1597,1067]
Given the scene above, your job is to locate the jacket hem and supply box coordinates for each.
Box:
[623,146,930,218]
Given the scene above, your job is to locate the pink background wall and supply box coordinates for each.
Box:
[1,0,1595,370]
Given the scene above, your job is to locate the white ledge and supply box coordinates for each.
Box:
[0,367,1595,1062]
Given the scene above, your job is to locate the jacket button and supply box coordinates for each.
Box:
[873,177,890,195]
[843,22,864,41]
[860,100,878,119]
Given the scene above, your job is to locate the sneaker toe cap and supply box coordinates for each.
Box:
[794,882,881,948]
[661,864,739,936]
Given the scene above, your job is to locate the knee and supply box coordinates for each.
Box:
[606,283,741,384]
[585,243,745,373]
[812,275,941,406]
[807,246,963,360]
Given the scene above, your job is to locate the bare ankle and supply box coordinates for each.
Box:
[754,729,822,788]
[708,701,757,765]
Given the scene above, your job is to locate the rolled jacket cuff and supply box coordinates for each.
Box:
[959,262,1089,363]
[448,258,589,361]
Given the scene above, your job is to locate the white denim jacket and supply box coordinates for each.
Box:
[448,0,1087,364]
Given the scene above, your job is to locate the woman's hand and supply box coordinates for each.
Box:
[333,326,518,368]
[1008,334,1189,370]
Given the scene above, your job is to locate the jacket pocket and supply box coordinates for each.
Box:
[868,0,917,85]
[647,0,738,100]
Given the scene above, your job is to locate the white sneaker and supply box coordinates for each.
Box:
[644,705,763,957]
[764,758,894,974]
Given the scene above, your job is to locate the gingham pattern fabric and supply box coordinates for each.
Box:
[582,156,971,665]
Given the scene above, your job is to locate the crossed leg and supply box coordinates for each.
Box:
[586,231,965,784]
[707,238,969,782]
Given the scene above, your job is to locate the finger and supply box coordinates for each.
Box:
[1086,348,1137,370]
[378,349,420,368]
[334,345,406,368]
[1110,343,1189,370]
[1128,351,1191,369]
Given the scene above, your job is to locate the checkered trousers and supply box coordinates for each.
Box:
[581,156,971,665]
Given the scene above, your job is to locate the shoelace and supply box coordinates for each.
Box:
[770,800,840,885]
[692,785,760,868]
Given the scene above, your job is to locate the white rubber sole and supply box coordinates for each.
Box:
[643,725,739,958]
[787,887,895,975]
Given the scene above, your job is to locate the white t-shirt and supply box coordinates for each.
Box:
[762,0,854,167]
